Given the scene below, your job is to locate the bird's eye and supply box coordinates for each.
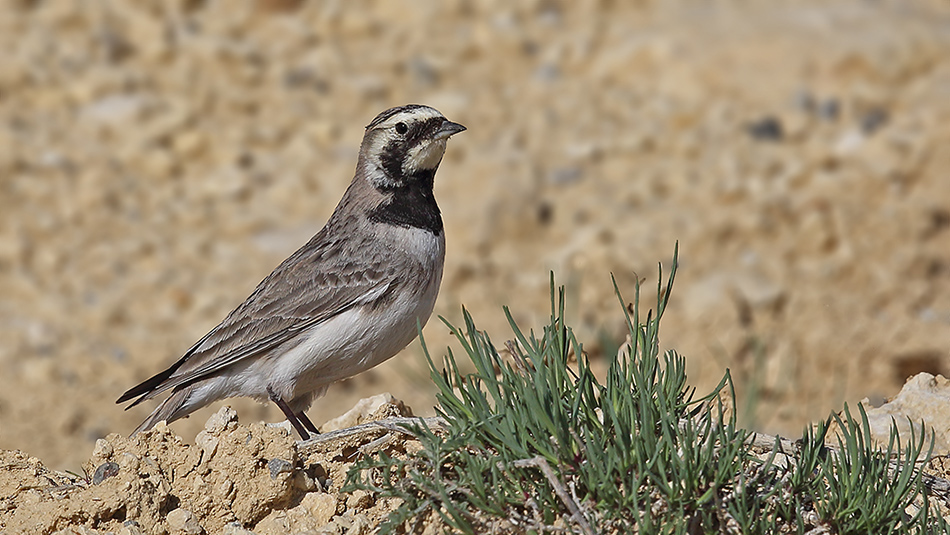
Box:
[394,122,408,135]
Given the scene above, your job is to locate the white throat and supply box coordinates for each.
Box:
[403,139,447,175]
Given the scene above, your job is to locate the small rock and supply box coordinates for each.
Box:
[195,432,219,459]
[859,108,889,134]
[116,452,141,473]
[817,99,840,121]
[92,438,113,460]
[92,461,120,484]
[215,479,234,499]
[834,128,865,155]
[222,522,257,535]
[267,458,293,479]
[327,516,352,534]
[862,373,950,453]
[547,166,583,186]
[345,489,372,510]
[321,393,395,432]
[344,514,371,535]
[302,492,337,525]
[534,63,560,82]
[733,275,786,312]
[166,508,205,535]
[79,94,146,124]
[794,90,816,113]
[204,406,239,434]
[746,116,783,142]
[119,520,145,535]
[264,420,295,435]
[52,527,106,535]
[293,467,317,492]
[172,130,207,159]
[195,409,232,458]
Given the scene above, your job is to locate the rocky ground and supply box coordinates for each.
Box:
[1,397,418,535]
[2,0,950,532]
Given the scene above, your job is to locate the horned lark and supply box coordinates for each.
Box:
[117,105,465,440]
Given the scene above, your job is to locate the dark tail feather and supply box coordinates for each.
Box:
[117,352,196,406]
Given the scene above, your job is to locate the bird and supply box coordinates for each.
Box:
[117,104,465,440]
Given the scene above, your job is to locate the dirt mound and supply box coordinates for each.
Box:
[1,398,415,535]
[6,386,950,534]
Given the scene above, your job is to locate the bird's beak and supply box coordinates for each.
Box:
[433,120,466,140]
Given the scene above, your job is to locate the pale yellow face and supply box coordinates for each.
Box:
[365,106,448,174]
[404,136,448,175]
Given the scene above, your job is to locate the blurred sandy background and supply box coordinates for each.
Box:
[1,0,950,471]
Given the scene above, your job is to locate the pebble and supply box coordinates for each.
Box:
[746,116,784,142]
[166,508,205,535]
[267,458,293,479]
[92,461,120,485]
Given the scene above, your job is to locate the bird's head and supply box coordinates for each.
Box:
[359,105,466,190]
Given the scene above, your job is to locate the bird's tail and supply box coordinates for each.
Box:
[130,387,192,436]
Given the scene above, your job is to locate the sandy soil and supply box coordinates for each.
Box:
[1,399,418,535]
[2,0,950,531]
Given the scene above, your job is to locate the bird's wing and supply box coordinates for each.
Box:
[117,234,397,407]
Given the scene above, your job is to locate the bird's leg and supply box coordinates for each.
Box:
[267,386,310,440]
[297,412,320,434]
